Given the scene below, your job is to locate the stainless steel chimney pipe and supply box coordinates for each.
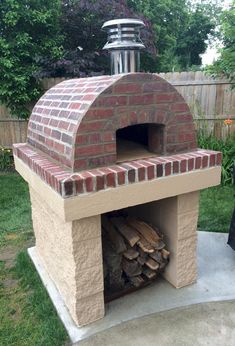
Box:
[102,18,145,75]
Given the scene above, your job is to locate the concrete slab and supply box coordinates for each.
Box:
[28,232,235,344]
[75,300,235,346]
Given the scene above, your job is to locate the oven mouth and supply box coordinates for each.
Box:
[116,123,165,162]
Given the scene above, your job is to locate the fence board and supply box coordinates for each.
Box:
[159,71,234,138]
[0,73,234,147]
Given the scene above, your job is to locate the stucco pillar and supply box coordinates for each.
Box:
[30,187,104,326]
[128,191,199,288]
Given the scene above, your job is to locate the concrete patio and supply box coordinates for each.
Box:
[29,231,235,344]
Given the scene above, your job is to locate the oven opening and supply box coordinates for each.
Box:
[116,123,165,162]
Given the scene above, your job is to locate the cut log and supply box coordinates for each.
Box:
[149,250,163,263]
[137,256,146,266]
[143,267,157,280]
[145,258,160,271]
[102,216,127,254]
[127,218,161,245]
[137,237,155,253]
[110,217,140,247]
[155,240,166,250]
[122,258,142,277]
[123,249,139,260]
[129,275,145,288]
[161,248,170,260]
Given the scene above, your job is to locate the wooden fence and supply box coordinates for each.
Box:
[159,71,235,138]
[0,73,234,148]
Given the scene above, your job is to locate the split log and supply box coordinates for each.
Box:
[122,258,142,277]
[155,240,166,251]
[129,275,145,288]
[149,250,163,263]
[137,236,155,254]
[102,216,127,254]
[110,217,140,247]
[123,249,139,260]
[145,258,160,271]
[143,267,157,280]
[162,249,170,260]
[127,218,161,246]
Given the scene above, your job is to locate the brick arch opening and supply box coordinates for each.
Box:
[116,123,165,163]
[27,73,197,172]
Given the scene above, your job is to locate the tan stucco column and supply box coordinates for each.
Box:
[128,191,199,288]
[30,188,104,326]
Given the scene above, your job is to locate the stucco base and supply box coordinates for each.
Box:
[128,191,199,288]
[30,187,104,326]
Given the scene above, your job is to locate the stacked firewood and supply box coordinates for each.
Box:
[102,215,170,292]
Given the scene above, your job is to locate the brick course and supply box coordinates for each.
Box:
[27,73,197,171]
[13,143,222,198]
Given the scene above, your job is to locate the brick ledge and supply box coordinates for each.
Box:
[13,143,222,198]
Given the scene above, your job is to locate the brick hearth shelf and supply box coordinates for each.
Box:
[13,143,221,198]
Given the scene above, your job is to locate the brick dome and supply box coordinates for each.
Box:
[27,73,197,172]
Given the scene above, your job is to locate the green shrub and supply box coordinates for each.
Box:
[0,147,14,172]
[197,131,235,185]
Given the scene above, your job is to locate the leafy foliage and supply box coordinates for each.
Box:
[40,0,156,77]
[0,147,14,172]
[197,131,235,186]
[0,0,63,118]
[127,0,220,72]
[206,1,235,85]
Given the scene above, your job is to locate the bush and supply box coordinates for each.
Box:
[0,147,14,172]
[197,131,235,185]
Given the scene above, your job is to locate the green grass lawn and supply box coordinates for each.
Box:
[0,172,234,345]
[0,173,68,346]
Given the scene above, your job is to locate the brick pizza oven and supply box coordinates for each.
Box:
[13,19,221,329]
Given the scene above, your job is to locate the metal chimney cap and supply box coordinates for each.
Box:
[102,18,145,29]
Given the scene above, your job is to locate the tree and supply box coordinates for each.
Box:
[40,0,156,78]
[207,2,235,85]
[127,0,219,72]
[0,0,63,118]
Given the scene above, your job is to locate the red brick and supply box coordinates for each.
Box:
[143,82,170,93]
[122,164,135,183]
[195,157,202,169]
[102,132,114,142]
[202,155,208,168]
[62,133,73,145]
[180,159,187,173]
[86,108,114,120]
[104,143,116,153]
[188,158,194,171]
[209,154,216,167]
[111,167,126,185]
[216,152,222,165]
[100,168,116,187]
[157,164,163,177]
[51,130,61,140]
[81,172,94,192]
[96,175,105,191]
[74,176,84,194]
[155,93,174,103]
[63,179,74,197]
[129,94,154,105]
[173,160,179,174]
[69,103,81,110]
[96,96,127,107]
[171,103,189,112]
[75,144,103,157]
[54,142,65,154]
[58,121,70,130]
[114,83,142,94]
[82,94,97,101]
[79,121,105,132]
[165,162,171,176]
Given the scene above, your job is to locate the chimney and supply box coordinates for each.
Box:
[102,18,145,75]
